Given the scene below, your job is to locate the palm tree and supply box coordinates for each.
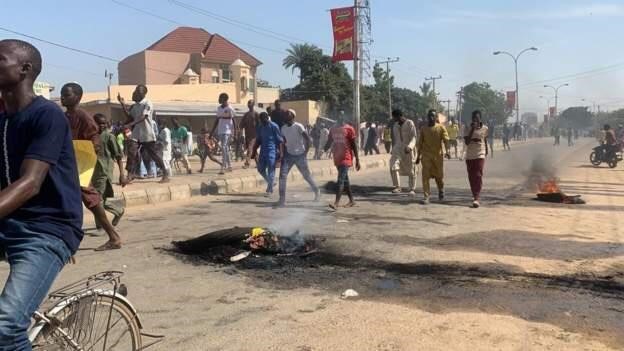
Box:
[282,43,323,84]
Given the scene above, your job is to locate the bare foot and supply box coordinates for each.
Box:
[344,201,356,208]
[328,203,339,211]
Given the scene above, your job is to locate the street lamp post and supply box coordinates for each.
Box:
[493,47,538,124]
[543,83,569,118]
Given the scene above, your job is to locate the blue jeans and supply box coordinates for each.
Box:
[0,220,72,351]
[279,152,318,201]
[219,134,232,169]
[257,152,277,193]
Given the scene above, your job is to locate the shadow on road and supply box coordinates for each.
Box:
[380,230,624,261]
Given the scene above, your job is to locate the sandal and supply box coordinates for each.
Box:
[94,241,122,251]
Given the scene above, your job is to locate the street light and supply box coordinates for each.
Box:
[493,47,538,124]
[543,83,569,118]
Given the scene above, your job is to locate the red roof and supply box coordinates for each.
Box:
[202,34,262,67]
[147,27,212,54]
[146,27,262,67]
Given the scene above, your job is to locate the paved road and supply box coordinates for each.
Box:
[5,138,624,350]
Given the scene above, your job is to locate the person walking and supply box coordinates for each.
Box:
[389,109,418,195]
[464,110,489,208]
[325,116,360,210]
[416,109,450,204]
[382,122,393,153]
[252,112,283,196]
[61,82,123,251]
[503,124,512,150]
[171,117,192,174]
[447,119,460,159]
[277,109,320,206]
[240,99,258,169]
[211,93,236,174]
[318,126,330,159]
[92,113,126,225]
[364,122,380,155]
[487,119,495,158]
[197,128,222,173]
[117,85,169,183]
[157,119,173,177]
[567,127,574,147]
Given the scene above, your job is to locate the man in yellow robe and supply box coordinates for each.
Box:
[416,109,450,204]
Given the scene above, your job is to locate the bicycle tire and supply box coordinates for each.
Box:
[31,293,142,351]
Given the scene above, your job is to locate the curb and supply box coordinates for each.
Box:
[116,138,547,208]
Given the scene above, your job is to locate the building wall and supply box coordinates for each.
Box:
[144,50,191,84]
[108,83,237,103]
[118,51,147,85]
[256,87,279,106]
[282,100,326,126]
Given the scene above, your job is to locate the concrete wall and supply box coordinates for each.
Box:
[118,52,147,85]
[144,50,190,84]
[282,100,326,126]
[108,83,237,103]
[256,87,280,106]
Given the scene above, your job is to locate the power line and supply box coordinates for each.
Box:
[169,0,330,48]
[111,0,183,25]
[110,0,286,55]
[520,61,624,88]
[0,26,118,63]
[0,26,182,78]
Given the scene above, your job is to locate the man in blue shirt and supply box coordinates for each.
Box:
[251,112,283,196]
[0,39,83,350]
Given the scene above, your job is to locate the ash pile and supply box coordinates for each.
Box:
[172,227,319,268]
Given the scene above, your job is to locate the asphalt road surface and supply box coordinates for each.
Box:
[5,137,624,350]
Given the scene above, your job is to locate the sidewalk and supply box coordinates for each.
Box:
[112,138,547,208]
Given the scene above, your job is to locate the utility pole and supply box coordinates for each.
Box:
[105,69,114,102]
[425,75,442,109]
[353,0,361,137]
[456,87,464,130]
[375,57,399,119]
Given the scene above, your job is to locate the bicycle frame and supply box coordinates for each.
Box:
[28,271,145,349]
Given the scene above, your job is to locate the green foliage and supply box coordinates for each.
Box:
[559,106,593,129]
[460,82,511,126]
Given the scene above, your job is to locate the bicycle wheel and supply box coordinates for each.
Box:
[32,293,142,351]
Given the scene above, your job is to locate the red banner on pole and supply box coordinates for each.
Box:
[506,91,516,110]
[330,7,355,62]
[549,106,557,117]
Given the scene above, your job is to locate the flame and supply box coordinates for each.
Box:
[539,178,560,193]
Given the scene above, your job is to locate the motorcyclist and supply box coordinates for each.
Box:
[603,124,617,160]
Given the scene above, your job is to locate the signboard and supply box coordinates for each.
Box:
[33,81,52,99]
[506,91,516,110]
[330,7,355,62]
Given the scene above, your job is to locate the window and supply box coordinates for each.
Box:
[241,77,248,91]
[220,64,231,82]
[249,78,255,93]
[212,76,219,83]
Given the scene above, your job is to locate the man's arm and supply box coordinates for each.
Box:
[416,128,423,164]
[302,130,312,153]
[324,132,334,152]
[0,159,50,219]
[117,93,132,123]
[441,127,451,157]
[210,117,220,137]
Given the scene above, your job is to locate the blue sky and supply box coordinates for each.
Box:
[3,0,624,114]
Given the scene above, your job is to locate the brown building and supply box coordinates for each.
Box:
[118,27,261,87]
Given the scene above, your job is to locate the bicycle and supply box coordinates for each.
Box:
[28,271,163,350]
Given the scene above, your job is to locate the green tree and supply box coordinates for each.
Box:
[460,82,511,126]
[282,43,324,84]
[560,106,593,129]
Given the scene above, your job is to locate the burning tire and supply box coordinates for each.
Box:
[589,152,601,166]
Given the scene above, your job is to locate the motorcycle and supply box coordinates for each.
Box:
[590,143,623,168]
